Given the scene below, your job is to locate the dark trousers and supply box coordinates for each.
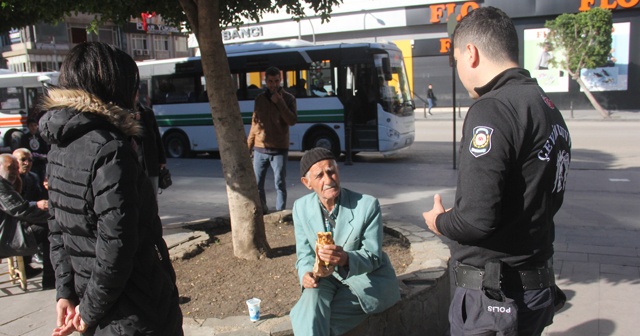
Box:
[28,223,54,285]
[449,286,556,336]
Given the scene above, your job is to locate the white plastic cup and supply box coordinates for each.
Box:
[246,298,261,321]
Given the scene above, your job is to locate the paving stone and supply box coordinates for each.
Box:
[413,230,435,239]
[588,253,640,267]
[600,264,640,277]
[554,251,589,263]
[567,243,638,257]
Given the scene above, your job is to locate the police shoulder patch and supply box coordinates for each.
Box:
[469,126,494,158]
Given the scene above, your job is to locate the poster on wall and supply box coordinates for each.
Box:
[524,22,630,93]
[524,28,569,93]
[579,22,629,92]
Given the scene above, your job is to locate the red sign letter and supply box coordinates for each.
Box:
[579,0,596,11]
[430,4,446,23]
[440,38,452,53]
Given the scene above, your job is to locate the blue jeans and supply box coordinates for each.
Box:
[427,98,434,114]
[253,151,287,211]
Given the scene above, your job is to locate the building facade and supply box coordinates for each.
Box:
[1,13,189,73]
[193,0,639,110]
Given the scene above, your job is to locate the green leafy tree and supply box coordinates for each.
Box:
[544,7,613,118]
[1,0,341,259]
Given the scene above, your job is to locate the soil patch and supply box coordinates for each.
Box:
[173,219,412,319]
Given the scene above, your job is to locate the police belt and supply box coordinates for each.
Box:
[454,260,555,291]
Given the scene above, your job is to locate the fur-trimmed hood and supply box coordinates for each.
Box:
[39,89,140,145]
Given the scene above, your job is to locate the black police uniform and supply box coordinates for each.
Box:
[436,68,571,336]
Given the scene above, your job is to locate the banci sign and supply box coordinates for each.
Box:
[222,27,264,41]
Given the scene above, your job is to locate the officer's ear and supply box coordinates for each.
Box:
[465,43,480,68]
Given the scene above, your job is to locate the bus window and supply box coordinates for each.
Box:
[26,87,45,118]
[152,75,199,104]
[138,81,150,106]
[244,71,263,101]
[288,71,309,98]
[309,60,333,97]
[0,87,25,110]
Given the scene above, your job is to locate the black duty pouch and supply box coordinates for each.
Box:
[479,260,519,336]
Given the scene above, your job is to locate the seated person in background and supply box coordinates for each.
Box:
[292,78,308,97]
[311,79,328,97]
[0,154,53,288]
[290,148,400,335]
[13,148,47,202]
[13,148,48,265]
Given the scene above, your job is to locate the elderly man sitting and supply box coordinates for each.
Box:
[13,148,47,203]
[290,148,400,335]
[0,154,53,289]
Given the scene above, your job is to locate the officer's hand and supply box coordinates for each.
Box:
[423,194,446,235]
[302,272,319,289]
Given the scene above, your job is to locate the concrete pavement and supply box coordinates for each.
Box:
[1,109,638,335]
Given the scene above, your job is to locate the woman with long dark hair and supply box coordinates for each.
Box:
[40,42,183,336]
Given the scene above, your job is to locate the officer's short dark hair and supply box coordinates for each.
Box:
[453,7,519,64]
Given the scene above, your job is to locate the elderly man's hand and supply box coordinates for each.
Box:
[302,272,319,289]
[318,244,349,267]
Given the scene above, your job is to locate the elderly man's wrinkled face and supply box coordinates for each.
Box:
[13,151,32,174]
[0,157,19,183]
[301,159,341,203]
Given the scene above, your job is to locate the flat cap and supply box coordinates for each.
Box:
[300,147,335,177]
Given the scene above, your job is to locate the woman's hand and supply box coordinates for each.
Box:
[51,299,76,336]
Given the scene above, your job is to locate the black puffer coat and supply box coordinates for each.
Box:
[40,89,183,335]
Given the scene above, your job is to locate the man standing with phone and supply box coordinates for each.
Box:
[248,66,297,213]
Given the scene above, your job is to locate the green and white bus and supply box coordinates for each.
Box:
[137,40,415,158]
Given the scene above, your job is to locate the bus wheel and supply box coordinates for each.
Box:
[164,132,191,158]
[309,130,341,158]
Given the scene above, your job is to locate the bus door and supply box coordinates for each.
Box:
[341,63,379,152]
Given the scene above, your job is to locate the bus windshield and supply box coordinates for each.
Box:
[376,52,413,116]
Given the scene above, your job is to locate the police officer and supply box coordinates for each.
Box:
[423,7,571,336]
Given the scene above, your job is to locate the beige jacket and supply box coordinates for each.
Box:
[247,89,297,151]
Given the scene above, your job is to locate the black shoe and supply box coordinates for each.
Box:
[24,265,43,279]
[32,252,44,264]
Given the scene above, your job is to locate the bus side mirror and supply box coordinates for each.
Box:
[382,58,392,81]
[37,75,52,84]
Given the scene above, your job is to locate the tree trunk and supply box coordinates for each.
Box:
[570,71,611,119]
[179,0,270,259]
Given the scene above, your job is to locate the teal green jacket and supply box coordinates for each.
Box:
[293,188,401,314]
